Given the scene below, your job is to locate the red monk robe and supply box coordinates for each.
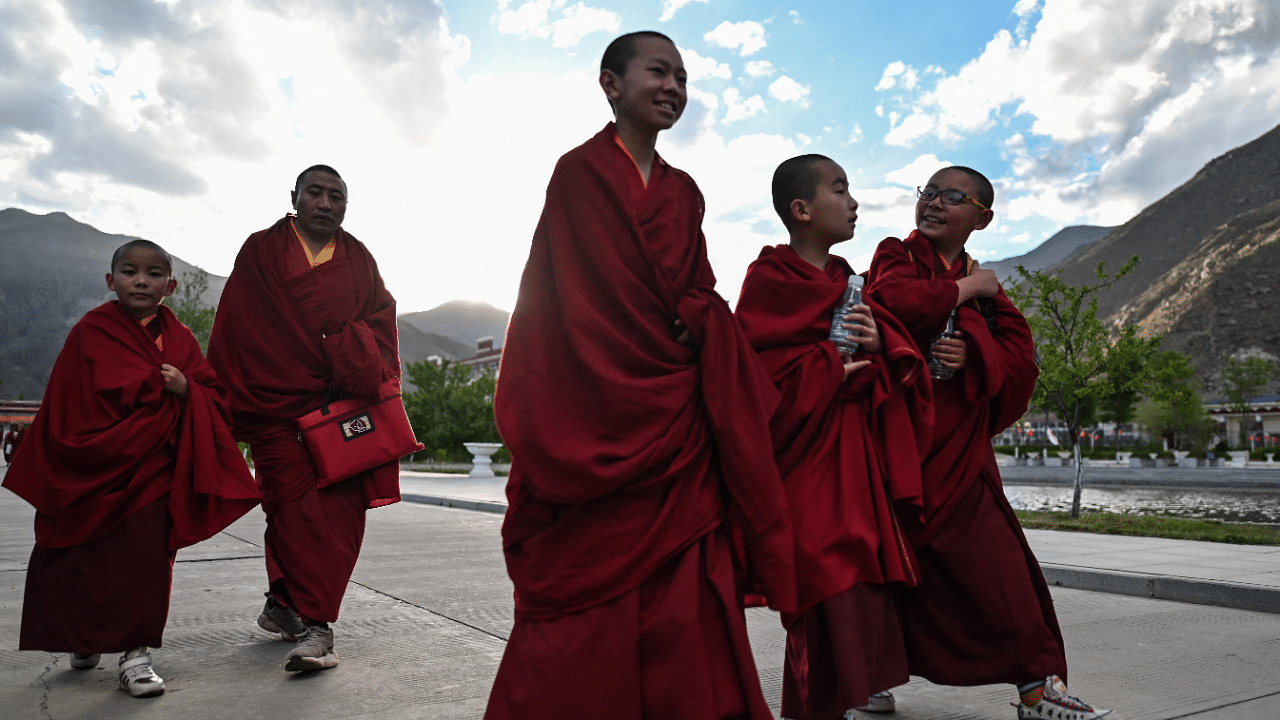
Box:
[485,125,795,720]
[865,230,1067,686]
[207,216,401,624]
[736,245,931,719]
[4,301,259,652]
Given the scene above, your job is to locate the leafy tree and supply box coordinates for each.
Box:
[169,269,217,352]
[1008,256,1155,518]
[402,359,500,460]
[1222,356,1277,448]
[1143,350,1205,451]
[1095,332,1151,449]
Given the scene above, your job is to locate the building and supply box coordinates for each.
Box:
[1204,393,1280,449]
[458,336,501,377]
[0,399,39,426]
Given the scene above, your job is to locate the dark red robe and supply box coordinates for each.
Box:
[736,245,931,718]
[207,216,402,623]
[485,125,794,720]
[4,301,260,652]
[865,231,1067,686]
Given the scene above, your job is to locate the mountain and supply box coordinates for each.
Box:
[983,225,1116,283]
[400,300,510,351]
[0,208,486,398]
[1043,122,1280,393]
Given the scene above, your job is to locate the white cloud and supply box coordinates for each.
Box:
[494,0,619,48]
[722,87,765,123]
[704,20,767,56]
[659,0,710,23]
[682,48,732,82]
[768,75,810,105]
[844,124,864,145]
[744,60,775,77]
[876,0,1280,227]
[789,10,803,25]
[885,154,950,188]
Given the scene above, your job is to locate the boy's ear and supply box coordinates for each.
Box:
[974,208,994,231]
[599,69,621,103]
[789,198,809,225]
[163,277,178,298]
[105,273,116,292]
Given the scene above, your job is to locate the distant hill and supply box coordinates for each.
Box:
[400,300,510,351]
[1044,122,1280,394]
[0,208,488,398]
[983,225,1116,283]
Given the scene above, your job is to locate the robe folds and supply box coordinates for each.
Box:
[865,231,1067,686]
[207,216,402,622]
[486,124,794,720]
[736,245,931,717]
[4,301,260,551]
[4,302,260,652]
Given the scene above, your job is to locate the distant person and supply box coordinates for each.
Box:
[484,30,795,719]
[735,154,932,718]
[207,164,404,673]
[3,425,15,463]
[3,240,259,698]
[865,166,1117,720]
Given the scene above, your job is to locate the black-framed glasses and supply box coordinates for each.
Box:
[917,186,988,212]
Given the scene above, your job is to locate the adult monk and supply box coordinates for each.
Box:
[207,165,402,673]
[865,166,1116,720]
[483,31,794,720]
[736,154,932,719]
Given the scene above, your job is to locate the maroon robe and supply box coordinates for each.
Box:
[485,125,795,720]
[5,302,260,651]
[865,231,1067,686]
[207,216,401,623]
[736,245,931,717]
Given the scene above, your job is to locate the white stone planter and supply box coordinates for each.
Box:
[463,442,504,478]
[1227,450,1250,467]
[1172,450,1189,462]
[1116,452,1132,463]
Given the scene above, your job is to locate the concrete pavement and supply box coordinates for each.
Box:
[2,470,1279,719]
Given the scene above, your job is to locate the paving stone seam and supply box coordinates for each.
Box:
[1159,688,1280,719]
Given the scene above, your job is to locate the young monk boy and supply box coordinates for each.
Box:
[484,30,795,720]
[865,167,1117,720]
[735,155,931,719]
[3,240,260,698]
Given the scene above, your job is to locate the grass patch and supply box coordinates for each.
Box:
[1015,510,1280,546]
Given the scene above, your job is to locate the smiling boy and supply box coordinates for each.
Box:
[736,154,931,719]
[865,167,1117,720]
[484,31,794,720]
[4,240,259,698]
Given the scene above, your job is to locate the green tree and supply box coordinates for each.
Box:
[1096,332,1151,449]
[169,269,217,352]
[1222,356,1277,448]
[1009,256,1155,517]
[402,359,500,460]
[1143,350,1206,451]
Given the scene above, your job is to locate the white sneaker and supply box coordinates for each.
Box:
[285,624,338,672]
[1017,676,1118,720]
[69,653,100,670]
[118,647,165,698]
[850,690,896,715]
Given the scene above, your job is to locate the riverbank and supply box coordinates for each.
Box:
[999,463,1280,489]
[1016,510,1280,545]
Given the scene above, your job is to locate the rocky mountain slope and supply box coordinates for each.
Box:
[984,225,1116,283]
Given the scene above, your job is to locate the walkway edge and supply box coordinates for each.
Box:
[1040,563,1280,615]
[402,493,508,515]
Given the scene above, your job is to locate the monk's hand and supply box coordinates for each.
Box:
[841,354,871,381]
[931,332,967,370]
[672,318,696,347]
[842,304,882,355]
[160,363,189,399]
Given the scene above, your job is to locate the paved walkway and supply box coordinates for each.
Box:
[2,470,1279,719]
[400,472,1280,614]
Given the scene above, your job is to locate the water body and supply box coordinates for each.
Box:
[1003,485,1280,524]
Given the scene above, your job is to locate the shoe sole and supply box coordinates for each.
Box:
[69,655,100,670]
[284,653,338,672]
[119,679,166,698]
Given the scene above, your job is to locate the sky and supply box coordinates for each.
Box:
[3,0,1279,316]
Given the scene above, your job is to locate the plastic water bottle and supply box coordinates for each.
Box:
[828,275,865,355]
[927,309,957,380]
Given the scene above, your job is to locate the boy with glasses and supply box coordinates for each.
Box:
[865,167,1118,720]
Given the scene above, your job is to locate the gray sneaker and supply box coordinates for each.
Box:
[851,691,896,715]
[257,595,306,641]
[69,653,101,670]
[285,625,338,672]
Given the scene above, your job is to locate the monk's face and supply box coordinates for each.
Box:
[291,170,348,244]
[915,168,992,247]
[106,246,176,320]
[603,37,687,133]
[802,160,859,244]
